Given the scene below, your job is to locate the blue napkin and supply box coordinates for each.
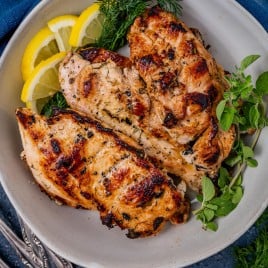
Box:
[0,0,40,54]
[237,0,268,30]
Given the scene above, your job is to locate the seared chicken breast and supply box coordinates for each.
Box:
[16,107,189,238]
[128,6,228,142]
[127,7,236,174]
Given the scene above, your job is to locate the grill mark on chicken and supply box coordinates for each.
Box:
[83,74,95,97]
[167,48,175,60]
[191,58,209,78]
[131,98,146,118]
[183,39,198,56]
[186,92,210,111]
[17,108,189,237]
[159,71,176,91]
[50,139,61,154]
[169,21,187,33]
[138,54,161,72]
[124,172,165,207]
[163,111,178,128]
[207,85,218,103]
[79,47,132,68]
[103,167,130,196]
[80,191,91,200]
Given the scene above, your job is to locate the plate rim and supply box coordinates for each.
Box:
[0,0,268,267]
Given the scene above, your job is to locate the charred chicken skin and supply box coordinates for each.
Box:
[16,108,189,238]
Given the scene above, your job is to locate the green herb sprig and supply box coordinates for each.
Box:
[234,228,268,268]
[216,55,268,132]
[95,0,182,51]
[234,208,268,267]
[194,55,268,231]
[41,92,69,117]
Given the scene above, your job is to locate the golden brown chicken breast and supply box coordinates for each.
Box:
[16,107,189,238]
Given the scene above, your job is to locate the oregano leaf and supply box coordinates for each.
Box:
[256,71,268,95]
[219,106,236,131]
[215,200,236,216]
[240,55,260,71]
[249,104,260,129]
[204,208,215,222]
[224,155,242,167]
[216,100,227,121]
[232,186,243,204]
[247,158,258,167]
[242,145,254,160]
[206,222,218,232]
[202,177,216,202]
[218,167,230,188]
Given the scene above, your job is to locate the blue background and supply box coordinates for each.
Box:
[0,0,267,267]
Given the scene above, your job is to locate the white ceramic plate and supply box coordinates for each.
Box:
[0,0,268,267]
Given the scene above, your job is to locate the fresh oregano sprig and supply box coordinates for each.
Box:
[216,55,268,132]
[194,55,268,231]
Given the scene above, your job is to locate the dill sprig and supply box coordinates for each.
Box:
[96,0,147,50]
[95,0,183,51]
[234,209,268,268]
[157,0,183,17]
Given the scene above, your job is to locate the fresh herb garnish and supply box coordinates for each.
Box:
[194,55,268,231]
[155,0,182,17]
[234,228,268,268]
[95,0,182,51]
[234,208,268,268]
[41,92,69,117]
[217,55,268,132]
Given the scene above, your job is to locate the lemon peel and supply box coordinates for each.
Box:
[69,3,104,47]
[21,52,66,104]
[21,27,59,81]
[48,15,78,52]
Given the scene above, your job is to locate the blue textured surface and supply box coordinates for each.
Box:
[0,1,267,267]
[236,0,268,30]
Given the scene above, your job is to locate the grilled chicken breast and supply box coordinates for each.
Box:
[128,6,228,142]
[16,107,189,238]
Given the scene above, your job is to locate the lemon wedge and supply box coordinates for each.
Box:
[69,3,104,47]
[48,15,78,52]
[21,52,66,112]
[21,27,59,81]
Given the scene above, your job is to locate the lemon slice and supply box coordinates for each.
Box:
[21,52,66,112]
[21,27,59,81]
[48,15,78,52]
[69,3,104,47]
